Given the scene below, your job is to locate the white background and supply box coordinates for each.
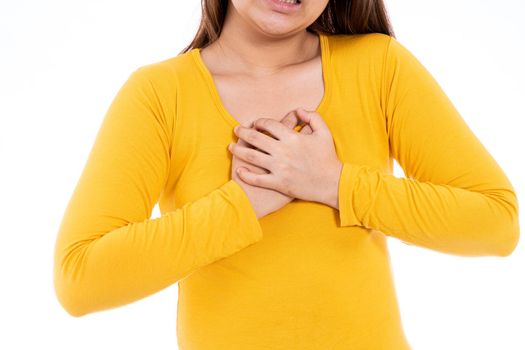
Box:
[1,0,524,349]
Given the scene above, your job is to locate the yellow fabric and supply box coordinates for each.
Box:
[53,32,519,349]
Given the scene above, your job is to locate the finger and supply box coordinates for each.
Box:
[237,121,257,149]
[237,132,268,156]
[299,123,313,135]
[234,161,269,175]
[294,107,328,134]
[229,142,274,170]
[236,166,279,190]
[235,124,277,155]
[237,136,255,149]
[252,118,296,141]
[279,110,300,129]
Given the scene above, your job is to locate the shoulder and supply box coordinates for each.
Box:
[326,33,421,76]
[129,51,196,91]
[327,32,392,58]
[117,52,195,136]
[119,50,199,116]
[323,33,394,83]
[325,32,396,77]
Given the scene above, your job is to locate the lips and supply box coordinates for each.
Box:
[267,0,303,13]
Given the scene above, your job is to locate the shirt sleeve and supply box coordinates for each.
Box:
[53,67,264,317]
[337,35,520,257]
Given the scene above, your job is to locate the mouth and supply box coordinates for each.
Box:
[267,0,303,12]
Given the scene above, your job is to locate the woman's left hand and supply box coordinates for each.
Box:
[228,108,343,208]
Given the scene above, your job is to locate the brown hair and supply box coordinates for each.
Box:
[179,0,396,54]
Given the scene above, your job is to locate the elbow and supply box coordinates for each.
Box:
[54,261,91,317]
[54,271,89,318]
[490,191,520,257]
[60,302,89,318]
[53,240,93,317]
[57,298,88,318]
[494,216,520,257]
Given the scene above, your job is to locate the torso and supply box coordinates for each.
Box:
[198,33,325,127]
[166,33,412,349]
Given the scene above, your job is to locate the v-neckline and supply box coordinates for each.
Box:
[190,32,332,128]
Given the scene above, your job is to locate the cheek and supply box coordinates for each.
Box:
[230,0,259,19]
[233,0,272,25]
[310,0,329,18]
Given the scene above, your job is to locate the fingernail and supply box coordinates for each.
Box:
[234,126,239,133]
[228,143,233,151]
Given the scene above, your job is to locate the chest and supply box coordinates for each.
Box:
[163,55,392,211]
[211,57,325,126]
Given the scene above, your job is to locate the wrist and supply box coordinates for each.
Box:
[319,160,343,209]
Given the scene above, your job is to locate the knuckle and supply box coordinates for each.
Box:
[246,151,256,162]
[254,118,265,129]
[245,130,257,143]
[261,118,271,128]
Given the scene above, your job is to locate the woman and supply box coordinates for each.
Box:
[53,0,520,349]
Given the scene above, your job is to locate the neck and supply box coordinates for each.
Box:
[207,5,320,78]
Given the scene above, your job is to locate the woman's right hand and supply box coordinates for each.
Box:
[230,110,313,219]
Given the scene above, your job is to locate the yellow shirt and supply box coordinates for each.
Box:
[53,32,520,349]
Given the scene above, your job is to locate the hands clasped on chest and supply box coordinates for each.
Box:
[228,107,343,218]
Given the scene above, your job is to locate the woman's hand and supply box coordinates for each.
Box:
[229,110,313,218]
[228,108,343,208]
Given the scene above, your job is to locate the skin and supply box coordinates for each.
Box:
[216,0,343,218]
[231,111,318,219]
[231,108,343,209]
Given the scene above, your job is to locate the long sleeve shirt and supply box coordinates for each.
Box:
[53,32,520,349]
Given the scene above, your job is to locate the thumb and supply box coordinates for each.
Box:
[294,107,327,134]
[237,166,248,174]
[299,124,313,135]
[236,166,256,185]
[279,110,300,129]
